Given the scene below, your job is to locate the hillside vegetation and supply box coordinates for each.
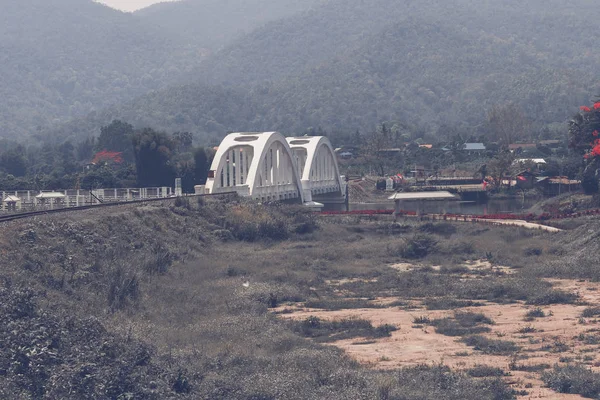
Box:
[51,0,600,143]
[0,0,205,140]
[135,0,320,50]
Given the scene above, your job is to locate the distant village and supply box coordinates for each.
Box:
[334,137,580,198]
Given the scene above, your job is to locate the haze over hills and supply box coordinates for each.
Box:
[0,0,205,140]
[5,0,600,145]
[135,0,320,50]
[50,0,600,144]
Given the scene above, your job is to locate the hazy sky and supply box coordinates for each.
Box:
[97,0,179,12]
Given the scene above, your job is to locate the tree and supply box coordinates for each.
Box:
[0,147,27,177]
[569,101,600,193]
[487,103,531,146]
[360,124,395,176]
[487,150,515,189]
[193,147,209,185]
[58,141,77,174]
[172,132,193,153]
[97,120,135,162]
[132,128,176,187]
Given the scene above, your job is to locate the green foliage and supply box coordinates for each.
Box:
[97,120,135,162]
[132,128,176,187]
[462,335,519,355]
[543,365,600,398]
[429,312,493,337]
[0,0,205,140]
[396,234,438,259]
[39,0,600,146]
[292,316,397,343]
[193,147,209,186]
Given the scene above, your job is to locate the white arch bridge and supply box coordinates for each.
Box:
[205,132,346,205]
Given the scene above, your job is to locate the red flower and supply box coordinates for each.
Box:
[594,102,600,110]
[581,106,592,112]
[594,130,599,137]
[92,150,124,164]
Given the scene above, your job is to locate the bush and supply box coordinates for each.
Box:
[527,290,578,306]
[418,223,457,236]
[107,267,140,311]
[143,243,176,275]
[467,365,505,377]
[582,307,600,318]
[524,308,546,319]
[430,312,493,337]
[424,298,484,310]
[543,365,600,398]
[292,316,397,343]
[397,234,438,259]
[462,335,519,355]
[304,298,384,310]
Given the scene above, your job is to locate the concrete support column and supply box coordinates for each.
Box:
[228,151,234,187]
[394,199,403,221]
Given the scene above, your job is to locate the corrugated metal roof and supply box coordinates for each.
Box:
[388,191,457,200]
[3,195,21,202]
[36,192,66,198]
[464,143,486,151]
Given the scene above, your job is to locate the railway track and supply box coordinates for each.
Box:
[0,192,238,223]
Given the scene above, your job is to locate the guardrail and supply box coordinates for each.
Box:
[0,192,238,224]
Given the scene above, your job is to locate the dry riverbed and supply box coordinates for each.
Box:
[276,276,600,399]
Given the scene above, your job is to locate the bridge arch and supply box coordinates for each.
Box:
[287,136,344,202]
[205,132,304,202]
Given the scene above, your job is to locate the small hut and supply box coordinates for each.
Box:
[3,195,22,211]
[36,192,66,209]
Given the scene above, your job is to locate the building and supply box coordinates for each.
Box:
[35,192,66,209]
[509,143,537,151]
[2,195,21,211]
[515,171,537,189]
[441,143,486,154]
[536,177,581,196]
[514,158,547,170]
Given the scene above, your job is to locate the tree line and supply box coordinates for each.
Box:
[0,121,212,193]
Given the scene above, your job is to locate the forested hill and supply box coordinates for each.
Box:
[0,0,204,140]
[135,0,320,50]
[196,0,600,86]
[51,0,600,143]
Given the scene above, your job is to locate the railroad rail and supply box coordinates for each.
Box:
[0,192,238,224]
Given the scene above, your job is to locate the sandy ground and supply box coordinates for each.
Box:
[277,278,600,399]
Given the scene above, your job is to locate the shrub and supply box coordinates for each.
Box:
[397,234,438,259]
[413,316,431,324]
[543,365,600,398]
[467,365,505,377]
[424,298,484,310]
[524,308,546,319]
[462,335,519,355]
[107,267,140,311]
[304,298,384,310]
[524,247,543,256]
[582,307,600,318]
[143,243,176,275]
[430,312,493,337]
[418,223,457,236]
[292,317,397,343]
[527,290,578,306]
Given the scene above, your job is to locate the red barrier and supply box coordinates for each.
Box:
[318,208,600,221]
